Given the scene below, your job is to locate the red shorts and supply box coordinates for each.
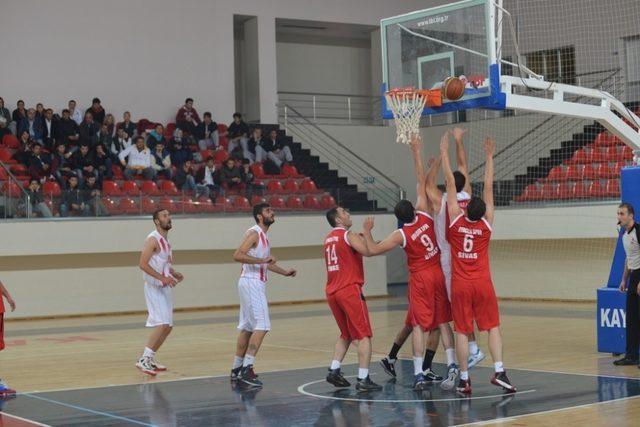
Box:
[327,284,372,341]
[451,276,500,335]
[0,313,4,351]
[404,267,452,331]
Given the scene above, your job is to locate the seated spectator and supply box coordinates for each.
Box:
[195,157,221,200]
[173,160,208,198]
[227,113,250,160]
[104,113,116,136]
[72,143,98,183]
[247,127,264,163]
[219,157,245,192]
[79,111,99,147]
[96,123,113,153]
[18,108,44,145]
[25,179,53,218]
[267,129,293,167]
[195,111,219,150]
[35,103,45,124]
[0,97,11,127]
[111,128,132,161]
[119,136,156,181]
[146,124,165,150]
[68,100,83,125]
[81,175,108,216]
[55,109,80,150]
[175,97,201,135]
[94,144,113,181]
[42,108,57,149]
[168,130,193,167]
[0,117,10,140]
[51,143,74,184]
[13,131,34,164]
[117,111,136,138]
[28,144,52,182]
[85,97,105,125]
[60,175,90,217]
[240,158,265,198]
[151,141,172,179]
[12,100,26,124]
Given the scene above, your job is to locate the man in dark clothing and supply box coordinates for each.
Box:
[96,123,114,153]
[117,111,136,138]
[60,175,90,217]
[25,179,53,218]
[85,97,105,125]
[169,134,192,168]
[79,112,99,147]
[12,100,26,123]
[18,109,44,145]
[51,143,74,184]
[28,144,52,182]
[42,109,57,150]
[81,174,108,216]
[227,113,250,160]
[195,111,219,150]
[94,144,113,181]
[55,109,80,149]
[173,159,207,198]
[72,143,97,183]
[220,157,245,192]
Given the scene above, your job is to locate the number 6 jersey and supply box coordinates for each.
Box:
[446,213,493,280]
[324,227,365,295]
[398,211,441,273]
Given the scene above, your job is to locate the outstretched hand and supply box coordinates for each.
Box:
[363,216,375,232]
[410,134,422,150]
[440,131,450,154]
[484,136,496,157]
[452,127,467,141]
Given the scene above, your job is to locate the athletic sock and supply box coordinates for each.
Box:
[469,341,479,355]
[243,355,255,367]
[389,342,401,360]
[330,360,341,370]
[494,361,504,373]
[143,347,155,358]
[358,368,369,380]
[422,349,436,371]
[460,370,469,381]
[232,356,244,369]
[445,348,457,366]
[413,357,424,375]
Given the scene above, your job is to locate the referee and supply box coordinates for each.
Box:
[614,202,640,367]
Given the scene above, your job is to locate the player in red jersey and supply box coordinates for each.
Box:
[361,135,456,391]
[440,132,516,395]
[324,207,382,392]
[0,280,16,396]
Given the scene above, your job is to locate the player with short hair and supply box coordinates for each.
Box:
[136,209,183,375]
[362,136,457,390]
[324,207,382,392]
[231,203,297,388]
[0,280,16,396]
[440,132,516,395]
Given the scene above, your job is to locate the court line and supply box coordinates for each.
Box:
[297,375,535,403]
[20,393,155,427]
[0,411,51,427]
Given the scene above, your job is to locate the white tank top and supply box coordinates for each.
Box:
[143,230,173,286]
[240,225,270,282]
[435,191,471,266]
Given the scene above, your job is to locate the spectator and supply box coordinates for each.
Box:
[72,143,97,183]
[79,111,99,147]
[117,111,136,138]
[151,141,172,179]
[195,157,220,199]
[104,114,116,136]
[51,143,74,184]
[18,109,44,145]
[175,97,201,134]
[42,108,57,149]
[0,97,10,126]
[12,100,26,124]
[111,128,132,160]
[247,127,264,163]
[85,97,105,125]
[25,179,53,218]
[34,103,45,124]
[0,117,10,140]
[14,132,34,164]
[240,158,265,198]
[119,136,156,181]
[174,160,207,198]
[81,175,108,216]
[55,109,80,149]
[60,175,90,217]
[146,124,165,150]
[96,123,113,153]
[28,144,52,182]
[195,111,219,150]
[219,157,245,192]
[68,100,83,125]
[227,113,250,160]
[168,132,192,168]
[94,144,113,181]
[267,129,293,167]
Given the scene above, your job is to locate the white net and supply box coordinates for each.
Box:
[385,90,427,145]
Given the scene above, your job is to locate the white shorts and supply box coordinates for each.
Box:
[144,282,173,327]
[237,277,270,332]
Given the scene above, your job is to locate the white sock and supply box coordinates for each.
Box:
[243,355,255,367]
[460,370,469,381]
[330,360,341,370]
[358,368,369,379]
[143,347,155,358]
[469,341,479,355]
[494,361,504,373]
[232,356,244,369]
[388,357,396,364]
[413,357,423,375]
[445,348,457,366]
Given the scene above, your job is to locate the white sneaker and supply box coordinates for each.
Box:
[468,350,486,369]
[440,364,459,391]
[136,357,157,376]
[149,358,167,371]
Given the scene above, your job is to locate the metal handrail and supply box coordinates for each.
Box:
[278,91,377,99]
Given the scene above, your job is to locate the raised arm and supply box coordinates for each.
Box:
[361,216,403,256]
[139,237,176,287]
[425,155,442,212]
[233,230,273,264]
[452,127,472,195]
[410,135,428,212]
[483,136,495,225]
[440,132,462,220]
[346,229,371,257]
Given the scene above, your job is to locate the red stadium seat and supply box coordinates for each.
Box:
[112,165,123,179]
[2,134,20,149]
[586,180,604,198]
[234,196,251,211]
[122,181,140,196]
[251,195,267,206]
[102,180,123,196]
[102,198,121,215]
[217,124,228,134]
[593,163,610,179]
[142,197,157,214]
[286,196,303,210]
[565,164,584,181]
[268,196,286,209]
[42,181,61,197]
[594,132,616,147]
[200,149,213,161]
[283,179,300,193]
[604,147,620,162]
[303,195,321,210]
[10,164,28,176]
[587,148,606,163]
[215,196,234,212]
[541,183,559,200]
[251,163,265,178]
[267,180,284,194]
[181,198,199,214]
[582,164,598,180]
[158,197,176,212]
[622,146,633,161]
[604,179,620,197]
[2,181,22,197]
[160,180,180,196]
[166,122,176,135]
[546,166,565,182]
[320,194,337,209]
[119,198,139,215]
[610,161,625,178]
[214,149,229,163]
[557,182,575,199]
[573,181,588,199]
[0,167,7,180]
[300,178,321,193]
[282,164,303,178]
[0,148,16,164]
[141,180,160,196]
[568,148,588,165]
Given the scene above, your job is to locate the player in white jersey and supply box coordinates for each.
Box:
[426,127,486,369]
[231,203,297,387]
[136,209,184,375]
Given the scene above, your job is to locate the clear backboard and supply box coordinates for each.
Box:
[381,0,506,119]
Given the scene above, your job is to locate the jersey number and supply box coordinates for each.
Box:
[420,234,435,252]
[463,234,474,252]
[325,244,338,267]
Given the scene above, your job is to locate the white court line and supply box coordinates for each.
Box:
[0,411,51,427]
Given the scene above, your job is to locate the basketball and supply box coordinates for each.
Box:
[442,76,465,100]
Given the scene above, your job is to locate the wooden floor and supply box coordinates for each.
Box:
[2,297,639,426]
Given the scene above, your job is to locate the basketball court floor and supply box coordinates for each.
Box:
[1,297,639,426]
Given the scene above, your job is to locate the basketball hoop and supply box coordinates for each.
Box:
[385,88,441,144]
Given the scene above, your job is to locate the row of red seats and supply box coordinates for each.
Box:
[544,161,627,182]
[566,145,632,164]
[593,132,625,147]
[516,179,620,202]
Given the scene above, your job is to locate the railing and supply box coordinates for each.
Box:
[0,161,32,219]
[277,91,383,126]
[278,103,404,210]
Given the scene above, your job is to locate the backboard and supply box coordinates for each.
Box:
[380,0,506,119]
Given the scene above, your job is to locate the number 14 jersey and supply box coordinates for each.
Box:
[446,213,493,281]
[324,227,365,295]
